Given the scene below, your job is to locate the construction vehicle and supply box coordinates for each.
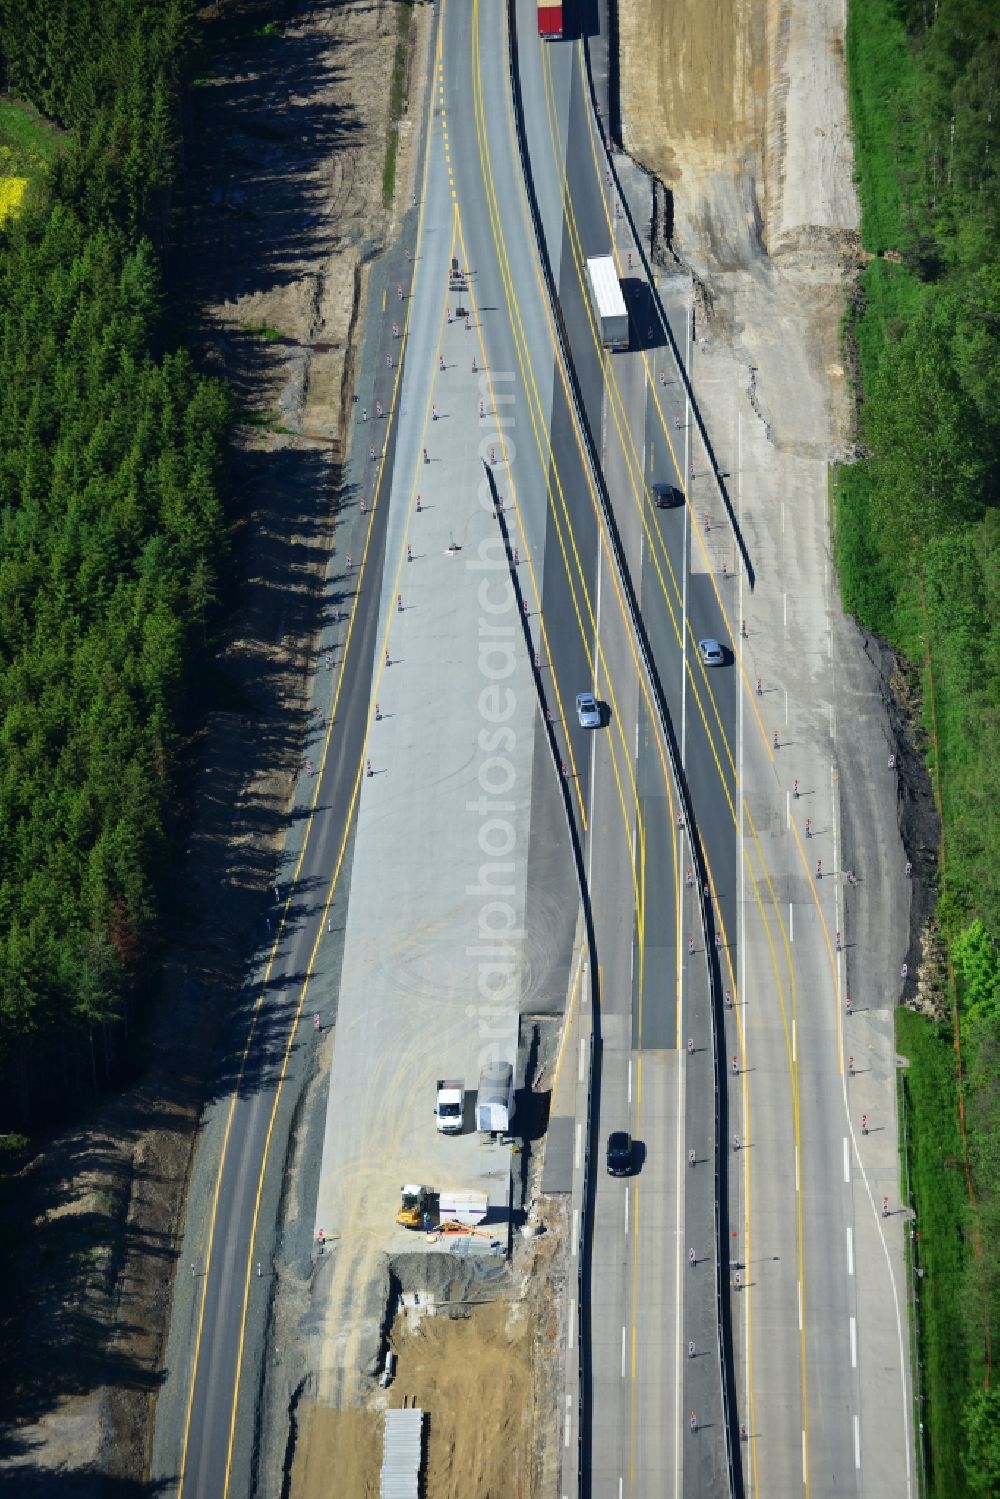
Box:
[586,255,629,350]
[435,1078,465,1134]
[476,1061,516,1134]
[396,1184,488,1231]
[537,0,563,39]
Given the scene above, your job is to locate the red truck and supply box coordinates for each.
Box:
[538,0,563,40]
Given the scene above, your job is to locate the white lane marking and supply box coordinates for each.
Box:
[841,1101,914,1497]
[578,1036,585,1082]
[675,910,687,1499]
[564,1403,571,1448]
[846,1225,854,1276]
[736,417,751,1497]
[854,1414,861,1468]
[850,1315,857,1368]
[568,1300,575,1351]
[798,1280,803,1332]
[681,330,691,768]
[585,547,603,895]
[621,1325,627,1378]
[572,1207,579,1257]
[574,1122,582,1171]
[843,1136,850,1183]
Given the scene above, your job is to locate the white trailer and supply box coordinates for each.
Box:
[476,1061,516,1134]
[586,255,629,350]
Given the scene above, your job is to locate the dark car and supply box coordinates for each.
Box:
[606,1131,633,1177]
[651,482,683,509]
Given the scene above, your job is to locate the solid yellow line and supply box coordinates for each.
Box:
[543,42,815,1485]
[466,18,649,903]
[179,5,452,1495]
[572,47,777,770]
[548,47,757,806]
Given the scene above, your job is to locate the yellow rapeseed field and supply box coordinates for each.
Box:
[0,175,28,224]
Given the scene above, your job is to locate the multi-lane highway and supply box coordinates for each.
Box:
[151,0,916,1495]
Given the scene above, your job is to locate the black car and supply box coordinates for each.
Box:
[606,1131,633,1176]
[651,482,683,509]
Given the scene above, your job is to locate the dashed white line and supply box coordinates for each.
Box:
[850,1315,857,1368]
[847,1225,854,1276]
[574,1123,582,1171]
[854,1414,861,1468]
[843,1136,851,1183]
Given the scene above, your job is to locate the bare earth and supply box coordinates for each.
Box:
[620,0,860,461]
[292,1212,567,1499]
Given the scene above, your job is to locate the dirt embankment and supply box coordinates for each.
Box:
[619,0,861,461]
[291,1207,567,1499]
[0,0,426,1489]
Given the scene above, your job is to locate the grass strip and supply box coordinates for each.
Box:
[382,0,414,207]
[897,1008,970,1497]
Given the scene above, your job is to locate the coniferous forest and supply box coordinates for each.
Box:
[0,1,229,1125]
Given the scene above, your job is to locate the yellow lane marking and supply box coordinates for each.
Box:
[467,14,656,955]
[539,41,809,1493]
[177,4,453,1494]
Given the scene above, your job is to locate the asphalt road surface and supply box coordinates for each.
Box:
[151,0,914,1495]
[523,3,915,1496]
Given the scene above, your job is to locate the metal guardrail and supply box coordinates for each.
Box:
[506,3,740,1494]
[579,22,744,1493]
[485,465,600,1495]
[588,0,754,590]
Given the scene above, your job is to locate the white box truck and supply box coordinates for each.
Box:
[435,1079,465,1134]
[586,255,629,350]
[476,1061,515,1134]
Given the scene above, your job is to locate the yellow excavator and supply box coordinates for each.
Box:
[396,1185,438,1230]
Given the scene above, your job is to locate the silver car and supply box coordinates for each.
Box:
[575,691,602,728]
[698,638,724,667]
